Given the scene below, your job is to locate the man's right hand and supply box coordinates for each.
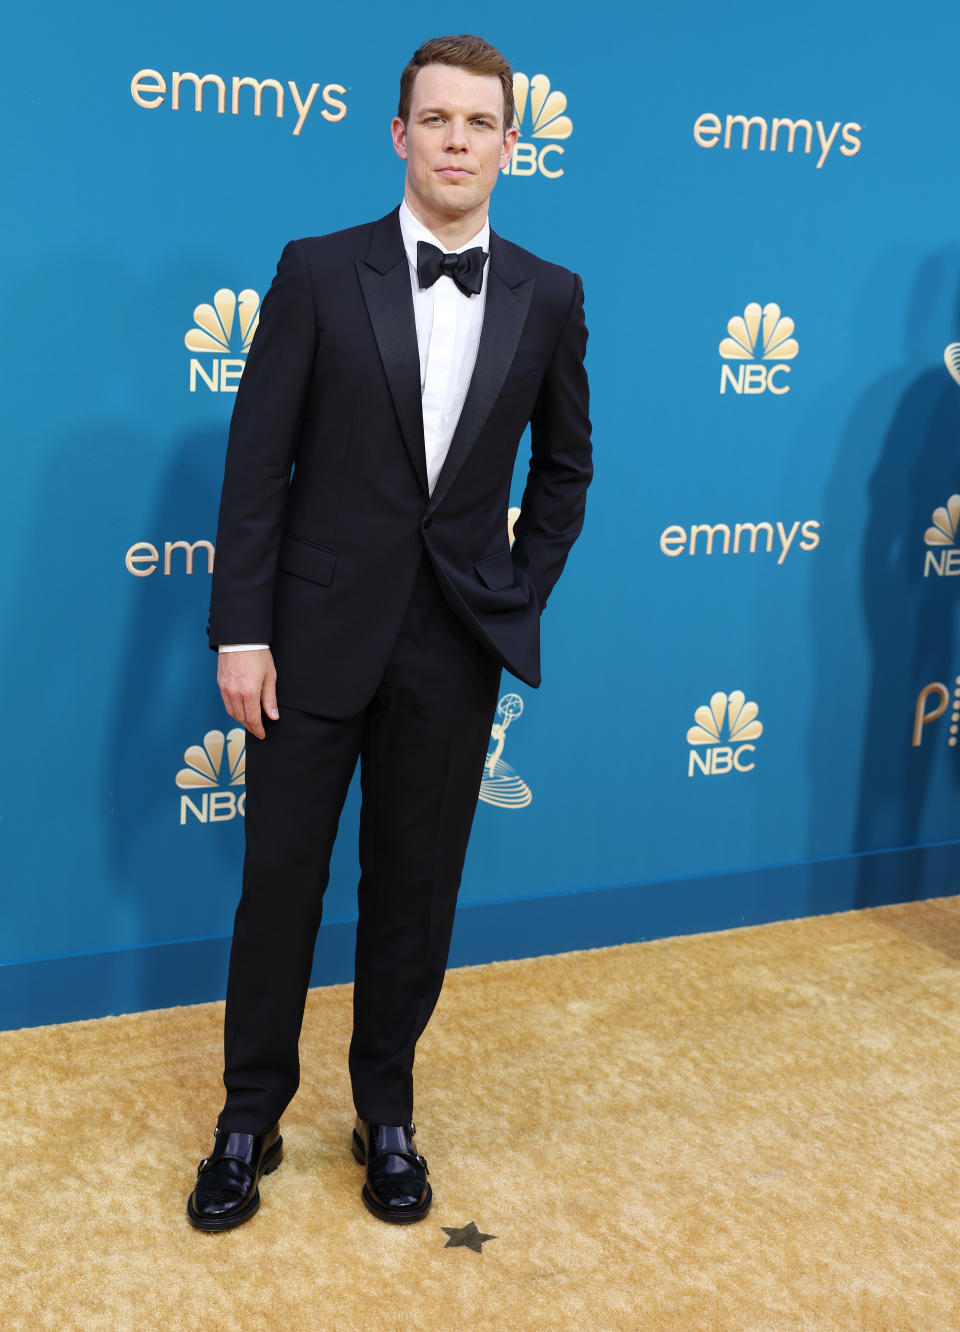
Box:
[217,648,279,740]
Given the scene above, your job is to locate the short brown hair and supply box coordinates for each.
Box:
[398,35,515,133]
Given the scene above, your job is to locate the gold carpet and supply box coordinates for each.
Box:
[4,897,960,1330]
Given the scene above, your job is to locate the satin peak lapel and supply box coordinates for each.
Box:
[356,212,429,495]
[427,237,534,513]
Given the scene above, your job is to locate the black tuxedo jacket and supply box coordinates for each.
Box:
[208,207,592,718]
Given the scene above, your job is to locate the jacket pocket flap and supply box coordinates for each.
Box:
[474,550,515,591]
[278,534,337,586]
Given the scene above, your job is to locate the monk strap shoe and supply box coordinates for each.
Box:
[351,1117,432,1223]
[186,1123,283,1232]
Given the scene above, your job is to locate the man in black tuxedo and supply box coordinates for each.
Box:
[186,34,591,1231]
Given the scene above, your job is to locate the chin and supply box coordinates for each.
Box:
[432,191,474,212]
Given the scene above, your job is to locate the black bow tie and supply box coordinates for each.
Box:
[416,241,488,297]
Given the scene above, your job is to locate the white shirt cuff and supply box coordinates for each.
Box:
[217,643,270,653]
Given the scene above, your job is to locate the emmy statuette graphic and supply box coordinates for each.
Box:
[480,693,533,809]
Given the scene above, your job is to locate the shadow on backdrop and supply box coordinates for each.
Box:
[808,250,960,913]
[107,428,238,953]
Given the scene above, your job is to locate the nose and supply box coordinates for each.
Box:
[443,118,468,151]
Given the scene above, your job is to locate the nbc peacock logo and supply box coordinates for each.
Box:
[687,691,763,776]
[719,302,798,396]
[185,288,261,393]
[504,72,572,179]
[176,728,246,824]
[923,494,960,578]
[945,343,960,388]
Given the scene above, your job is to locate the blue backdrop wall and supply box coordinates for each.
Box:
[3,1,960,1027]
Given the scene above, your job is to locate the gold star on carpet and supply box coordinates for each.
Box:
[442,1221,497,1253]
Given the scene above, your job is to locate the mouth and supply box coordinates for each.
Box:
[436,166,473,178]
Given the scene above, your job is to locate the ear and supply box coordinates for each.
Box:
[499,126,519,172]
[391,116,408,160]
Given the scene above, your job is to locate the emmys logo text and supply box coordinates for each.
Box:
[503,73,571,178]
[176,729,246,824]
[660,520,819,563]
[687,691,763,777]
[693,113,862,169]
[719,303,798,395]
[131,68,348,136]
[125,540,214,577]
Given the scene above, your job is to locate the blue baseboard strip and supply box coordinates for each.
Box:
[2,840,957,1030]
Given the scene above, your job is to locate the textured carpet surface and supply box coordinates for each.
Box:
[3,898,960,1330]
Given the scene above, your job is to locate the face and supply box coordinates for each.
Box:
[391,64,518,235]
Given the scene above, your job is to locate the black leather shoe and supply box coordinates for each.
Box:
[186,1124,283,1232]
[351,1118,432,1224]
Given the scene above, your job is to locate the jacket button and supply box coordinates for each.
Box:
[423,517,433,529]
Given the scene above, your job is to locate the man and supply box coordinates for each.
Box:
[186,33,591,1231]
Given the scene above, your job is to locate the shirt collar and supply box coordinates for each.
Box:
[398,199,490,271]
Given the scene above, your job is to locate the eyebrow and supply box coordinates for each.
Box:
[418,105,501,123]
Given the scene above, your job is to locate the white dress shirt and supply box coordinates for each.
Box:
[219,201,489,653]
[397,199,489,494]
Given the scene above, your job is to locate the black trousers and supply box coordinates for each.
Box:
[218,555,503,1131]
